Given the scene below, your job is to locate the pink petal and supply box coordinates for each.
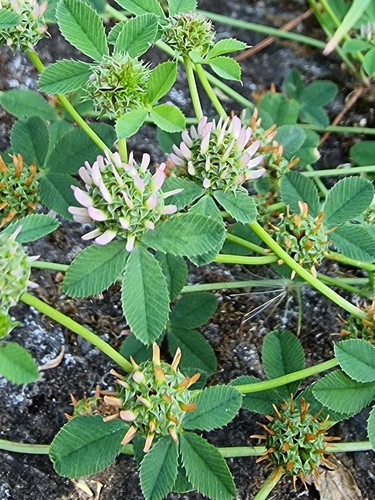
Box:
[140,153,150,173]
[247,167,265,180]
[197,116,208,135]
[82,228,102,241]
[125,234,136,252]
[72,187,93,208]
[181,130,193,147]
[95,229,117,245]
[152,168,165,191]
[78,166,93,186]
[146,194,158,210]
[246,156,264,169]
[98,180,113,203]
[122,191,134,209]
[160,204,177,215]
[203,178,211,189]
[133,175,145,193]
[91,162,103,186]
[144,220,155,230]
[187,161,195,176]
[88,206,108,221]
[169,153,185,167]
[246,139,261,158]
[119,217,130,230]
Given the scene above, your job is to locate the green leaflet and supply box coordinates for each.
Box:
[207,56,241,81]
[147,61,178,106]
[280,171,320,217]
[335,339,375,383]
[56,0,108,61]
[39,172,79,220]
[50,416,126,477]
[330,224,375,262]
[11,116,49,169]
[2,214,59,243]
[170,292,218,329]
[323,176,374,228]
[168,0,197,15]
[183,385,242,431]
[140,436,179,500]
[39,60,92,95]
[0,342,39,385]
[167,327,217,376]
[0,89,58,121]
[154,252,188,301]
[213,191,257,224]
[231,376,285,415]
[150,104,186,132]
[114,0,164,16]
[114,14,158,57]
[313,370,375,414]
[141,214,225,258]
[262,330,305,398]
[46,123,115,175]
[179,433,236,500]
[207,39,247,59]
[115,110,148,140]
[62,242,129,298]
[121,246,170,345]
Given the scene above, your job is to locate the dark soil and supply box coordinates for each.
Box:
[1,1,375,499]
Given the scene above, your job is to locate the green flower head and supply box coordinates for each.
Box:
[163,12,215,57]
[85,53,150,117]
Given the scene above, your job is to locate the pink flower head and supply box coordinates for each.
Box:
[168,115,264,193]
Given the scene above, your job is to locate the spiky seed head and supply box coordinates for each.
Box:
[103,343,199,452]
[0,154,40,228]
[253,396,337,484]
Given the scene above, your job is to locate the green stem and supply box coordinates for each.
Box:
[0,439,50,454]
[199,10,326,49]
[302,165,375,177]
[25,50,109,153]
[183,56,203,120]
[214,254,278,266]
[225,233,270,255]
[31,261,69,272]
[318,274,371,298]
[181,278,300,294]
[253,468,284,500]
[20,293,132,372]
[325,251,375,273]
[219,446,266,458]
[235,358,338,394]
[304,164,328,198]
[194,63,227,117]
[118,137,128,163]
[249,221,368,320]
[300,123,375,136]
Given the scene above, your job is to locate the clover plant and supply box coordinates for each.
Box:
[1,1,375,499]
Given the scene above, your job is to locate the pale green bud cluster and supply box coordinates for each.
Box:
[0,0,48,51]
[163,12,215,57]
[0,154,40,228]
[360,22,375,45]
[103,344,199,452]
[85,53,150,117]
[272,202,330,276]
[0,227,38,316]
[255,396,335,485]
